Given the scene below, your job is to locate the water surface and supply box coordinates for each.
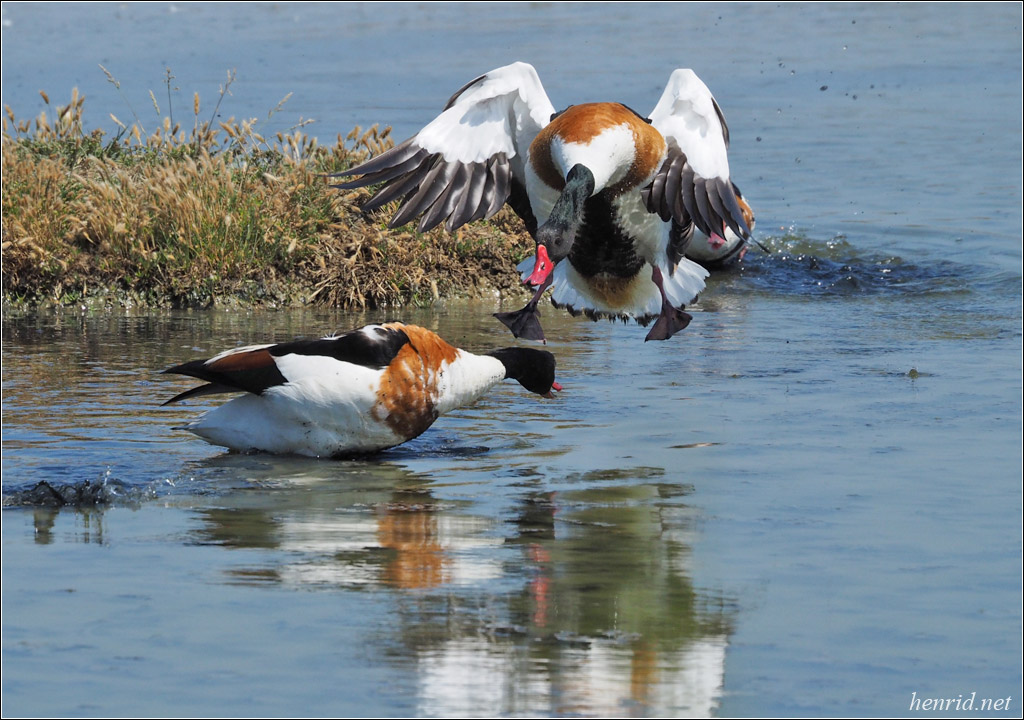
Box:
[2,2,1022,717]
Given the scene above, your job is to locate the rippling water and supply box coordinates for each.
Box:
[2,2,1021,717]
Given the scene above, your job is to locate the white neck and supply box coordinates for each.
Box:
[434,351,506,414]
[550,125,636,193]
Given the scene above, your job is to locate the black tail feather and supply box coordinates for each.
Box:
[162,382,242,406]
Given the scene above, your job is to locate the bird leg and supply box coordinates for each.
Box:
[494,274,553,343]
[644,265,692,342]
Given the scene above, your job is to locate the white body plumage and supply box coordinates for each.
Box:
[164,324,559,458]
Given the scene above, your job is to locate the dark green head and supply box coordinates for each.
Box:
[488,347,561,397]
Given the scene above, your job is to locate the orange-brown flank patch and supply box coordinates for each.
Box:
[530,103,666,193]
[737,194,755,230]
[374,324,460,441]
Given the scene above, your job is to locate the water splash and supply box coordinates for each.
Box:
[2,467,157,508]
[714,231,1011,298]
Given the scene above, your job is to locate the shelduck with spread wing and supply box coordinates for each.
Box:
[333,62,756,342]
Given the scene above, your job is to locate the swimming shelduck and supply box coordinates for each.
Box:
[162,323,561,457]
[333,62,755,342]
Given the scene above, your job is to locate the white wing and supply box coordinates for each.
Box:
[333,62,556,233]
[645,69,751,240]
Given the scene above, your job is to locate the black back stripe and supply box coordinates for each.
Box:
[269,325,410,369]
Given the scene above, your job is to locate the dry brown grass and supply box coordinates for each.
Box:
[2,78,533,309]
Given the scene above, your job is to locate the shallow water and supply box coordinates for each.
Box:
[2,2,1022,718]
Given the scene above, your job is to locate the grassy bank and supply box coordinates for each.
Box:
[1,81,533,310]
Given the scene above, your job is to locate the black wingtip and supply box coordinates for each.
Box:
[161,384,205,406]
[162,358,208,378]
[161,382,241,406]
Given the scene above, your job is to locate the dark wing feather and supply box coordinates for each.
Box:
[330,138,425,185]
[486,154,512,219]
[692,176,716,237]
[326,63,555,234]
[444,74,488,110]
[506,172,538,237]
[387,158,459,230]
[642,166,669,222]
[449,161,488,230]
[162,382,242,406]
[713,178,750,238]
[666,219,695,272]
[712,96,730,148]
[663,154,684,222]
[420,163,471,233]
[359,163,433,214]
[332,148,432,190]
[643,147,751,240]
[334,147,515,234]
